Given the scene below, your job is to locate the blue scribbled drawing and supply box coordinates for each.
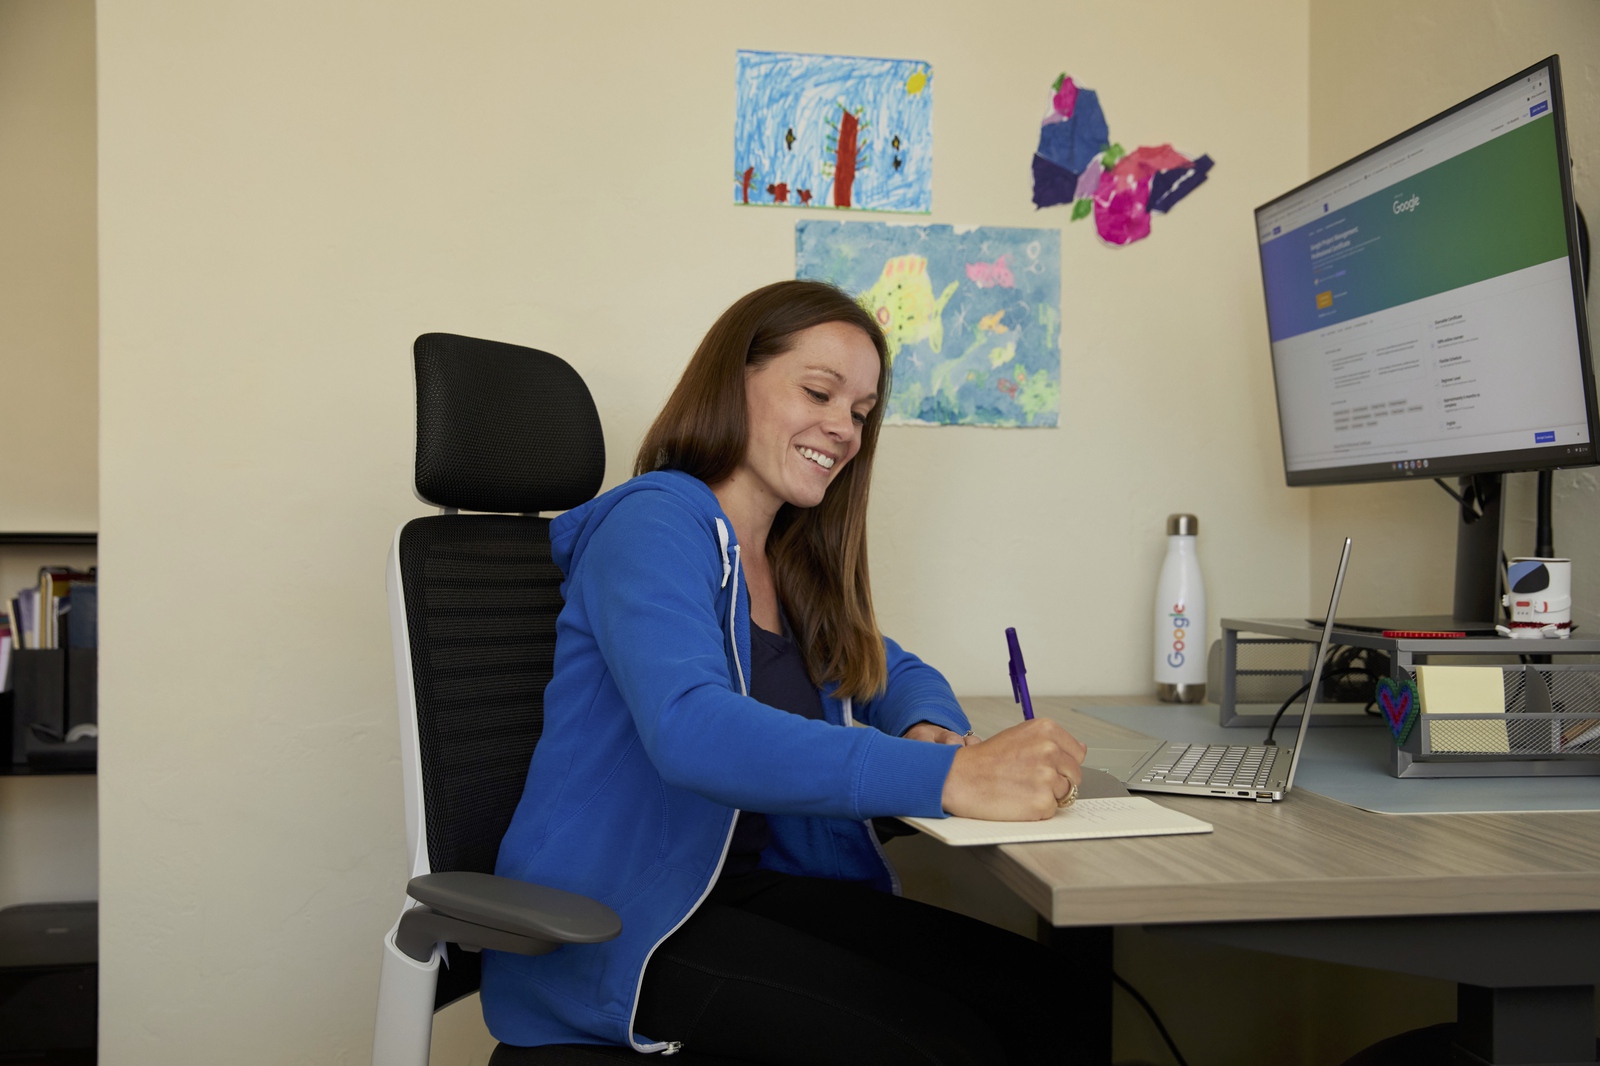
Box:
[735,50,932,213]
[797,221,1062,427]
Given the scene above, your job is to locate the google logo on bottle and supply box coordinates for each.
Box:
[1166,603,1191,667]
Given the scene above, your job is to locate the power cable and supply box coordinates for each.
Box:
[1112,970,1189,1066]
[1264,665,1367,745]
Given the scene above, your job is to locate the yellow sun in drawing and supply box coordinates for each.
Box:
[905,68,927,95]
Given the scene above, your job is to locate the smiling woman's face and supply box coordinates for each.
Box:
[736,321,881,513]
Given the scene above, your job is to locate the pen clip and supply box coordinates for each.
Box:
[1005,626,1034,720]
[1005,626,1024,703]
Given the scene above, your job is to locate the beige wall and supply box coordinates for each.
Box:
[0,0,99,911]
[0,775,98,909]
[0,0,98,533]
[1307,0,1600,622]
[96,0,1312,1061]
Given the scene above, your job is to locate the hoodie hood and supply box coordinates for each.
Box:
[553,469,734,586]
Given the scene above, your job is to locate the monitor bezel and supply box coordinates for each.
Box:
[1255,55,1598,488]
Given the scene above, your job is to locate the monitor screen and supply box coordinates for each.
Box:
[1255,57,1597,486]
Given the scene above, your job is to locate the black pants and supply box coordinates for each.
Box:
[632,871,1084,1066]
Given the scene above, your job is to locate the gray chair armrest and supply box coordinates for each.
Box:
[409,871,621,943]
[393,871,621,963]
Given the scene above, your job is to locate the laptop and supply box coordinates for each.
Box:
[1085,537,1352,803]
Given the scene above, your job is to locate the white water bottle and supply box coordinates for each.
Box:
[1155,514,1206,703]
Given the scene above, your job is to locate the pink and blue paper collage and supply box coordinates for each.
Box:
[1031,73,1213,246]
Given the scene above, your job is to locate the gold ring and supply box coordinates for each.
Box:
[1057,781,1079,808]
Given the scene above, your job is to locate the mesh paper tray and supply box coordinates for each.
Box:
[1213,628,1387,727]
[1393,663,1600,777]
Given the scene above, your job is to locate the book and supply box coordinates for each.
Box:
[900,796,1213,847]
[12,591,36,651]
[36,568,95,650]
[67,583,97,649]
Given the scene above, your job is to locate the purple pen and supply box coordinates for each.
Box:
[1005,627,1034,720]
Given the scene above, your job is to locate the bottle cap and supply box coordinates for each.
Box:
[1167,514,1199,536]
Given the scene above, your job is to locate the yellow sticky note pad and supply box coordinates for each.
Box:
[1415,666,1510,753]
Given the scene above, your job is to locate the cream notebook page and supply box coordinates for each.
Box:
[901,796,1212,847]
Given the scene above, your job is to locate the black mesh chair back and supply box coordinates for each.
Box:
[396,332,604,1006]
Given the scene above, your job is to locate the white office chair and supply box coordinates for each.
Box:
[371,332,625,1066]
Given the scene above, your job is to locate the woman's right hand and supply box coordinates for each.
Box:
[940,718,1086,821]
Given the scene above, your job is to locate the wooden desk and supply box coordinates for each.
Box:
[958,695,1600,1066]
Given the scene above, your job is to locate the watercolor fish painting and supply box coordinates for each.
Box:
[735,51,933,213]
[1031,73,1213,245]
[858,255,959,361]
[797,221,1062,427]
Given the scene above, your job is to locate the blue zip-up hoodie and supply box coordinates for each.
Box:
[481,470,970,1051]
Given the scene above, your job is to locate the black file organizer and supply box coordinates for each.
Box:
[4,648,96,772]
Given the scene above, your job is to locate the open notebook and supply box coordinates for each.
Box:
[899,768,1213,846]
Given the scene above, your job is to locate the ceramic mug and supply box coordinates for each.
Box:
[1505,557,1572,637]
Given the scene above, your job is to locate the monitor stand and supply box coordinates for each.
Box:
[1309,474,1505,637]
[1330,615,1501,637]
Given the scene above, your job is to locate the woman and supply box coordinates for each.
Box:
[484,281,1089,1064]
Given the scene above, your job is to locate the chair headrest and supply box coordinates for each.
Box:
[413,333,605,514]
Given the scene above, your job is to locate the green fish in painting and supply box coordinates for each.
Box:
[858,255,959,362]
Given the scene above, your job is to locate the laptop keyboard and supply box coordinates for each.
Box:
[1139,743,1278,789]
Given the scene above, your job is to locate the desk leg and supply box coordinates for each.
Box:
[1157,913,1600,1066]
[1455,984,1597,1066]
[1040,920,1112,1066]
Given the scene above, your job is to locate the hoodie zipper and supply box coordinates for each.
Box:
[626,526,746,1053]
[727,544,747,695]
[864,816,902,896]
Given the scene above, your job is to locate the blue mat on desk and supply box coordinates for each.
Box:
[1078,705,1600,816]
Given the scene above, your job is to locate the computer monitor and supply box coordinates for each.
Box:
[1254,56,1597,629]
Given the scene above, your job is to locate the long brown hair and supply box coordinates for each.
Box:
[635,280,891,700]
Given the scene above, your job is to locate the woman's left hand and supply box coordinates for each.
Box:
[902,722,982,746]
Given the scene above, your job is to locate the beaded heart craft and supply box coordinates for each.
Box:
[1376,676,1419,745]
